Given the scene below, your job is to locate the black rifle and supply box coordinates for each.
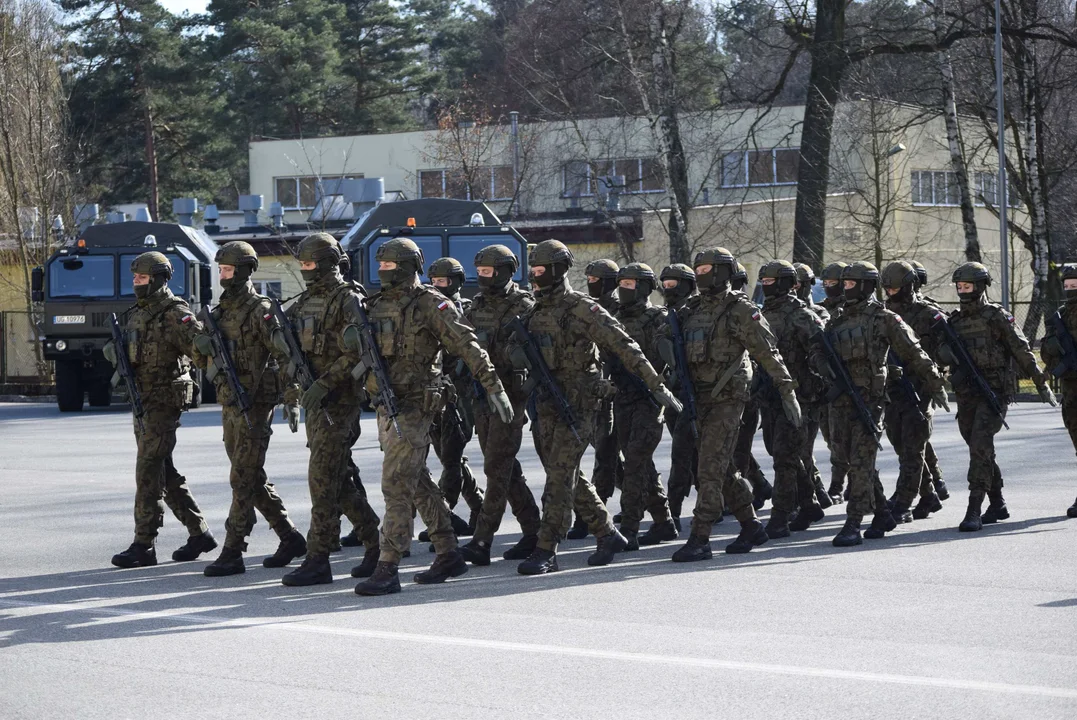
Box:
[354,300,401,437]
[887,350,927,421]
[817,330,883,448]
[198,307,253,430]
[508,315,581,443]
[109,312,145,435]
[931,310,1009,430]
[606,355,658,408]
[270,298,332,426]
[1048,310,1077,377]
[665,308,699,438]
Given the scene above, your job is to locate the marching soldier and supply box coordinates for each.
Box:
[354,239,514,595]
[818,261,848,502]
[911,259,948,501]
[1041,263,1077,518]
[660,263,699,530]
[105,251,215,568]
[731,262,773,509]
[193,241,307,576]
[792,262,833,509]
[940,263,1056,532]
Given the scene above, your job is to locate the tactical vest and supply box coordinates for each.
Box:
[469,286,531,371]
[126,294,191,388]
[950,303,1011,372]
[762,297,820,399]
[292,282,355,374]
[830,301,888,395]
[682,292,746,388]
[214,291,280,401]
[367,285,443,387]
[613,304,665,393]
[528,290,600,375]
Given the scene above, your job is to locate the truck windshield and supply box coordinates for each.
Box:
[48,255,116,298]
[119,254,187,297]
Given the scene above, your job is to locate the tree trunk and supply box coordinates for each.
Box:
[143,102,158,221]
[1018,35,1050,341]
[940,50,982,262]
[792,0,846,266]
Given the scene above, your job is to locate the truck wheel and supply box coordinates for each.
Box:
[56,359,85,412]
[88,382,112,407]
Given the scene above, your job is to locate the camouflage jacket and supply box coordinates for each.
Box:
[806,298,830,325]
[823,297,942,400]
[669,288,795,404]
[946,297,1046,394]
[1041,300,1077,385]
[761,293,826,405]
[466,281,534,405]
[821,296,844,316]
[612,300,668,404]
[124,286,202,398]
[885,294,943,395]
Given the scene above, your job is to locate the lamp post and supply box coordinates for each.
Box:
[995,0,1010,309]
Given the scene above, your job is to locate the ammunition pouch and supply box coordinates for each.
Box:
[422,385,445,414]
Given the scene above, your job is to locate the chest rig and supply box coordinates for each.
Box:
[682,292,742,386]
[214,292,279,398]
[368,286,443,379]
[831,302,888,395]
[126,297,190,383]
[951,304,1008,371]
[528,290,599,374]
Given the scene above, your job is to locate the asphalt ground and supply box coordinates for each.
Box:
[1,401,1076,719]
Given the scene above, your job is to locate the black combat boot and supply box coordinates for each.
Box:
[111,542,157,568]
[815,483,834,510]
[832,518,863,547]
[890,501,913,525]
[752,476,773,510]
[340,529,362,547]
[355,562,400,596]
[518,548,559,575]
[263,529,307,568]
[765,510,791,539]
[1068,497,1077,519]
[959,494,984,532]
[204,546,245,577]
[566,514,589,540]
[789,504,825,532]
[668,499,683,534]
[934,477,950,501]
[981,492,1010,524]
[637,519,679,546]
[588,530,628,566]
[725,520,769,554]
[350,545,381,578]
[172,531,217,562]
[414,550,469,584]
[671,535,712,562]
[912,493,943,520]
[864,511,897,539]
[281,552,333,586]
[450,512,472,537]
[503,534,538,560]
[827,480,845,504]
[621,529,640,552]
[459,539,491,566]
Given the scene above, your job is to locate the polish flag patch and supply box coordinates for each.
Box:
[751,310,761,321]
[437,300,450,311]
[181,316,192,324]
[590,303,601,313]
[263,313,273,321]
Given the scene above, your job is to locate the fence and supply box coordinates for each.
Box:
[1,310,47,383]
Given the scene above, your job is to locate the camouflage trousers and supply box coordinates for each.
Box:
[378,406,456,564]
[591,397,624,501]
[335,409,382,551]
[221,402,294,550]
[132,400,208,545]
[955,390,1007,496]
[829,395,887,521]
[764,401,819,514]
[472,401,541,544]
[431,404,484,513]
[533,398,615,552]
[689,399,756,539]
[733,399,769,492]
[819,402,849,492]
[664,407,698,514]
[883,394,936,506]
[613,398,670,534]
[924,442,943,485]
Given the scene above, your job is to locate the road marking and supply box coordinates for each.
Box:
[2,598,1076,699]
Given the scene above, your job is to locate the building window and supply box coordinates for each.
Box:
[720,148,799,187]
[253,280,282,300]
[975,171,1020,208]
[274,175,361,211]
[560,158,665,197]
[911,170,1018,208]
[419,167,515,201]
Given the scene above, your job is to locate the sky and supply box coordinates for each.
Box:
[159,0,209,15]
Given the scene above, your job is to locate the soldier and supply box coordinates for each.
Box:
[105,251,215,568]
[758,261,827,538]
[818,261,848,502]
[611,263,679,548]
[824,262,949,547]
[354,238,515,596]
[731,262,773,509]
[880,261,946,523]
[279,233,381,587]
[941,263,1056,532]
[458,245,543,565]
[665,247,802,562]
[660,263,699,531]
[1042,263,1077,518]
[791,262,833,511]
[794,262,829,323]
[192,242,308,576]
[911,259,948,501]
[425,257,484,538]
[512,240,681,574]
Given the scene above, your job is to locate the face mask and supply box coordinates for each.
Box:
[888,285,913,304]
[958,291,980,304]
[301,269,320,285]
[731,278,747,292]
[1066,289,1077,303]
[587,280,605,298]
[379,268,413,289]
[134,284,150,300]
[843,282,866,303]
[697,265,731,293]
[479,267,512,290]
[220,277,237,290]
[435,278,462,298]
[617,287,639,305]
[796,283,811,301]
[762,282,782,298]
[824,283,843,300]
[532,265,558,289]
[664,282,691,306]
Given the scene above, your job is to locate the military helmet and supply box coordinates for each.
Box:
[1061,263,1077,281]
[376,237,424,267]
[821,262,848,282]
[732,262,748,282]
[617,262,656,283]
[428,256,465,279]
[215,241,259,271]
[911,260,928,287]
[842,261,880,281]
[474,244,519,272]
[660,263,695,282]
[881,260,917,290]
[585,258,619,279]
[298,232,342,264]
[693,247,736,268]
[952,262,991,285]
[530,239,574,268]
[760,260,798,280]
[793,262,816,286]
[130,251,173,279]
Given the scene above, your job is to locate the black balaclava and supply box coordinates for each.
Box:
[135,274,167,301]
[221,265,253,292]
[532,263,567,290]
[824,282,843,300]
[588,276,617,298]
[696,264,732,294]
[378,260,416,289]
[888,284,914,304]
[663,280,694,307]
[617,280,650,307]
[958,282,984,305]
[1066,285,1077,303]
[435,276,463,299]
[843,280,875,303]
[478,266,513,291]
[762,276,795,299]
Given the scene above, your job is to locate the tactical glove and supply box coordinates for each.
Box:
[931,388,951,413]
[779,387,803,428]
[193,334,215,357]
[1038,383,1059,407]
[283,403,301,433]
[488,390,515,425]
[301,380,330,412]
[102,341,118,367]
[651,385,683,415]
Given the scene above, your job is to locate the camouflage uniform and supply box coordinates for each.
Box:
[659,264,699,525]
[1040,266,1077,517]
[818,263,848,499]
[792,263,832,508]
[109,252,212,568]
[584,259,625,506]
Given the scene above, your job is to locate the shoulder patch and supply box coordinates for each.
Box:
[437,299,451,312]
[180,315,192,324]
[590,303,602,313]
[751,309,761,321]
